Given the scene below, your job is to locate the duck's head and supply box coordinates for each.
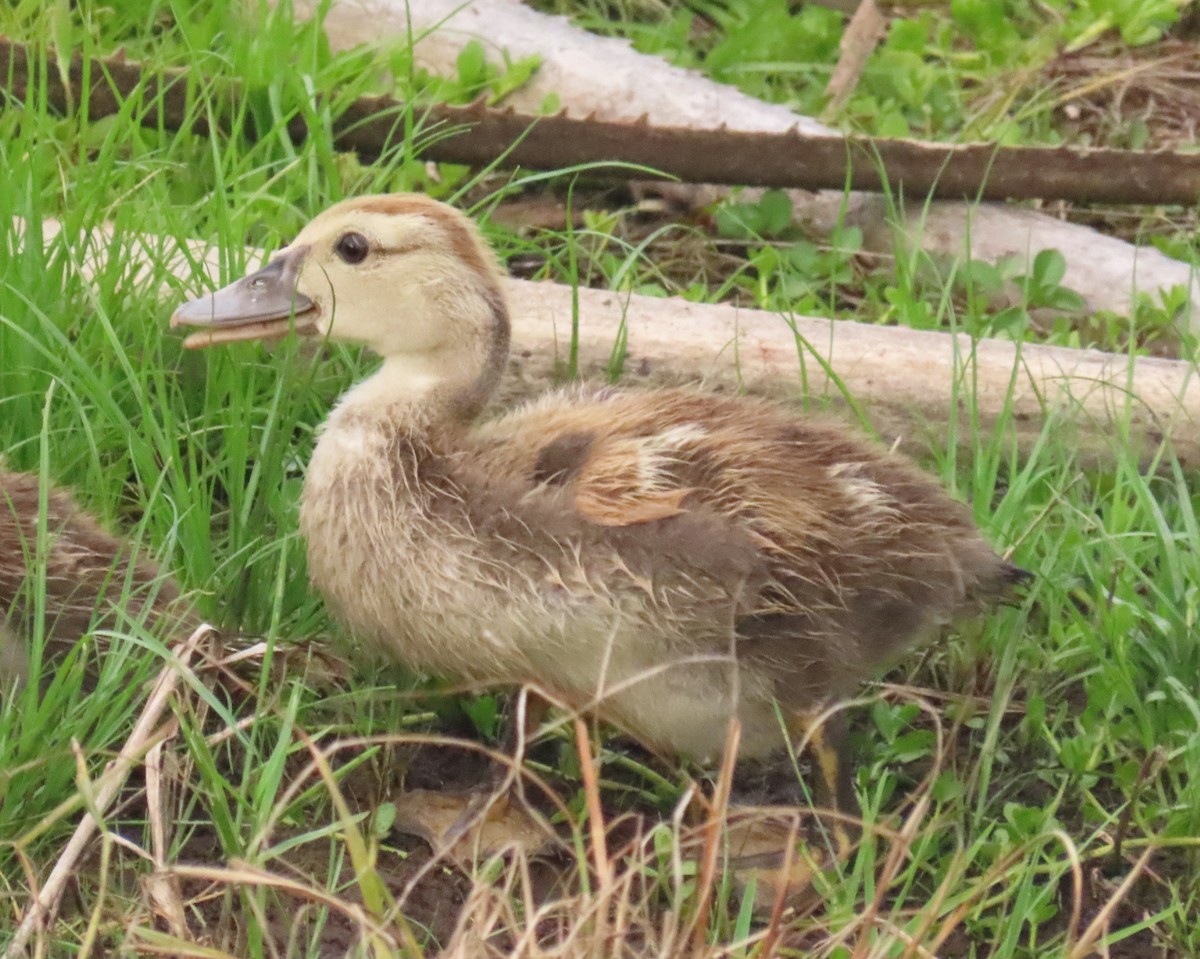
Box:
[172,194,511,417]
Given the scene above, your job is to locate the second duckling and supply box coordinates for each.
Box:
[0,469,196,691]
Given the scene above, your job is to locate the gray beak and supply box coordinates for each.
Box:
[171,245,318,348]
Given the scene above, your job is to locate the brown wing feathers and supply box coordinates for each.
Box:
[516,389,1017,675]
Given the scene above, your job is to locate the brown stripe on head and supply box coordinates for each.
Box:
[351,194,500,286]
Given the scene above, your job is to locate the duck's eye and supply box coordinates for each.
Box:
[334,232,370,265]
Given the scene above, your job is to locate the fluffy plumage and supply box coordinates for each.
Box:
[0,470,196,688]
[173,193,1022,765]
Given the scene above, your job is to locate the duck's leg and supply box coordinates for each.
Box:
[723,710,859,913]
[787,707,858,858]
[495,686,552,789]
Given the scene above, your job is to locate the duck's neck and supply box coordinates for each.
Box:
[332,352,495,433]
[311,358,460,512]
[336,277,511,426]
[337,355,450,418]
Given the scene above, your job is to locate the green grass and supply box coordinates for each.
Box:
[1,0,1198,955]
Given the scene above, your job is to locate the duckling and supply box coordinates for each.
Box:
[0,469,197,690]
[172,194,1023,823]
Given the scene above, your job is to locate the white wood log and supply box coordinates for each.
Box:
[501,282,1200,469]
[37,219,1200,468]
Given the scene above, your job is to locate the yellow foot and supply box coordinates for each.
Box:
[391,788,556,865]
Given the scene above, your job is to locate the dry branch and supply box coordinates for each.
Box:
[35,218,1200,470]
[824,0,889,116]
[2,38,1199,206]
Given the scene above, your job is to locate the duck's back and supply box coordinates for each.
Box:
[475,386,1017,630]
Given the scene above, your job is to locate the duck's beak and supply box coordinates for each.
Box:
[171,245,318,349]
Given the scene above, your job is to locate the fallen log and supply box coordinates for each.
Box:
[6,35,1196,206]
[502,284,1200,471]
[36,218,1200,470]
[4,33,1199,329]
[299,0,1200,329]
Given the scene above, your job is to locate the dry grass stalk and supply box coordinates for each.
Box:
[1055,828,1086,948]
[852,695,944,957]
[1044,40,1200,150]
[688,719,740,956]
[441,819,731,958]
[166,860,404,948]
[20,687,1152,958]
[1065,846,1155,959]
[4,624,215,959]
[142,738,188,939]
[756,815,800,959]
[575,717,613,893]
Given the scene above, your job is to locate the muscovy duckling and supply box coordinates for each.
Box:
[0,469,197,689]
[172,194,1022,824]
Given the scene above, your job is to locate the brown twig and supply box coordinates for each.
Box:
[1066,846,1155,959]
[688,719,740,956]
[168,860,400,943]
[143,737,188,938]
[824,1,889,117]
[1111,746,1164,863]
[573,716,612,892]
[758,816,800,959]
